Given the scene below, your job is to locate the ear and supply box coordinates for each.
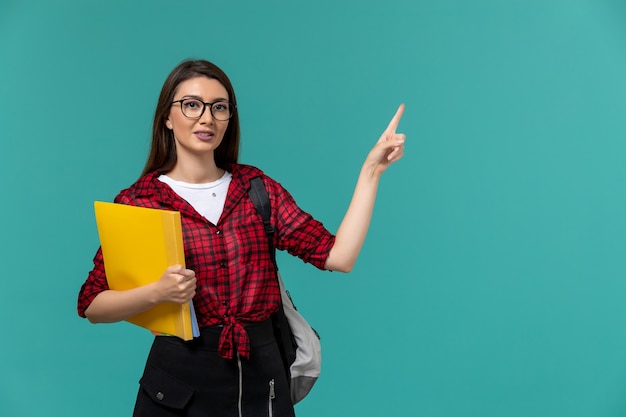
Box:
[165,118,173,130]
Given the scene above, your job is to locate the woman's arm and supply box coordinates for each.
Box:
[325,104,406,272]
[84,265,197,323]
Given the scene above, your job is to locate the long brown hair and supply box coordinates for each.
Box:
[140,59,240,177]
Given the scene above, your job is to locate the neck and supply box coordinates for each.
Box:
[166,159,225,184]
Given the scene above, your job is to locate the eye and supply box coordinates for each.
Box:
[212,102,229,112]
[182,99,203,109]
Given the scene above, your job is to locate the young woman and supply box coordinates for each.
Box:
[77,59,405,417]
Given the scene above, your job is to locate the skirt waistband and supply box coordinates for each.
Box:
[186,318,276,350]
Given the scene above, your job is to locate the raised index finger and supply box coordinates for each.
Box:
[384,103,405,135]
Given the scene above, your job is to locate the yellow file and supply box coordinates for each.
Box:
[93,201,198,341]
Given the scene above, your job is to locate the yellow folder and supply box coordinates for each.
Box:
[94,201,198,341]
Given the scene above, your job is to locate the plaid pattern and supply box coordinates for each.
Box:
[78,164,335,359]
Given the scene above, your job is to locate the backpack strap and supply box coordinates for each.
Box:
[249,176,277,268]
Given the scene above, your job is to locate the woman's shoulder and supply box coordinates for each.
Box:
[228,164,288,197]
[229,163,278,185]
[229,163,265,179]
[114,172,161,203]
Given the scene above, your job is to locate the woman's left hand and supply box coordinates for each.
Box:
[325,103,406,272]
[364,104,406,177]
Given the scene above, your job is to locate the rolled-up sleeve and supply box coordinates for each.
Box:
[77,247,110,317]
[271,179,335,270]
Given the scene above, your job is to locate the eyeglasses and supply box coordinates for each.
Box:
[171,98,236,121]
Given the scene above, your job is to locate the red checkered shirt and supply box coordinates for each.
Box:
[77,164,335,359]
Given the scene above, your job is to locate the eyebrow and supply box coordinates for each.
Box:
[180,94,229,102]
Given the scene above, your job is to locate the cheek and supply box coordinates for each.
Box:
[167,113,193,133]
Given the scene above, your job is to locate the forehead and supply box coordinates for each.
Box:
[174,76,229,100]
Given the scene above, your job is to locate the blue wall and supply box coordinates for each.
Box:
[3,1,626,416]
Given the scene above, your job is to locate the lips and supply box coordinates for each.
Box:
[194,130,215,141]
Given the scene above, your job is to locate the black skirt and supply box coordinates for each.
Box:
[132,319,295,417]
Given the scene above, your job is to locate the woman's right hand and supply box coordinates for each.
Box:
[154,265,197,304]
[85,265,197,323]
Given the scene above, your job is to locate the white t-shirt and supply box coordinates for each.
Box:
[158,172,233,224]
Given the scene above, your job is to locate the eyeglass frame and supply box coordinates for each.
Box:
[171,98,237,121]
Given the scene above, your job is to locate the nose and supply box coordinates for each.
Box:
[199,105,215,124]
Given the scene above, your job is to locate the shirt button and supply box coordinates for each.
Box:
[222,300,228,306]
[216,229,221,235]
[220,261,226,268]
[156,392,164,401]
